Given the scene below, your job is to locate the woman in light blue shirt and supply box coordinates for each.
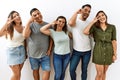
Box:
[40,16,72,80]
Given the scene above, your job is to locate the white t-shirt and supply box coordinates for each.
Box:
[68,16,91,52]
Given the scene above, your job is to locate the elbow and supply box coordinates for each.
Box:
[22,29,31,39]
[83,31,89,35]
[40,28,43,33]
[23,35,28,39]
[68,21,75,27]
[23,33,29,39]
[40,28,46,34]
[40,28,42,32]
[23,34,30,39]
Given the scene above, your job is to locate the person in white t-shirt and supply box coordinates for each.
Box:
[0,11,26,80]
[68,4,92,80]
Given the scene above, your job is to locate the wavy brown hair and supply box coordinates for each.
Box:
[6,11,22,40]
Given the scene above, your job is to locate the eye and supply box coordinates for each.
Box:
[62,21,65,24]
[13,13,19,18]
[102,14,104,17]
[37,13,40,15]
[59,20,61,22]
[33,14,36,17]
[13,15,16,18]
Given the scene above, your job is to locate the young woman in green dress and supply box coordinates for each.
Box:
[83,10,117,80]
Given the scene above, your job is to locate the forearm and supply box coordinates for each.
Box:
[83,21,95,35]
[48,37,53,52]
[46,37,53,56]
[112,40,117,56]
[0,22,10,36]
[40,23,51,35]
[23,22,31,38]
[68,12,78,27]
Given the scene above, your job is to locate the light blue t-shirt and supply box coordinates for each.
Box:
[49,29,70,55]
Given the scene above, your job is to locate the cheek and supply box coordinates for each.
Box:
[61,23,65,27]
[39,15,42,18]
[63,23,65,26]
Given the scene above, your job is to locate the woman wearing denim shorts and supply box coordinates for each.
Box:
[0,11,26,80]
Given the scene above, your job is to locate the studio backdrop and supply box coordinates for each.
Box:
[0,0,120,80]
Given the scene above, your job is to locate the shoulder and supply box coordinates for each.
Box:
[30,22,35,28]
[108,24,115,27]
[43,21,48,24]
[108,24,116,29]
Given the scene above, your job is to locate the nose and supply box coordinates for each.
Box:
[60,22,64,25]
[85,11,90,14]
[36,14,39,18]
[16,16,19,18]
[14,16,19,20]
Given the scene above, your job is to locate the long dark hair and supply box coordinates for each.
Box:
[6,11,22,40]
[54,16,67,33]
[94,10,108,28]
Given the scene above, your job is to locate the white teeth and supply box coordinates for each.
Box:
[100,18,104,21]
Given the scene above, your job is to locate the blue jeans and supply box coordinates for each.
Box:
[53,53,70,80]
[70,49,91,80]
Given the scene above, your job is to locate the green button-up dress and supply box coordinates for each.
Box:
[90,24,116,65]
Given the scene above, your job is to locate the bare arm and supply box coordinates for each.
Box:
[40,21,55,35]
[83,17,98,35]
[68,32,72,39]
[23,17,33,38]
[68,9,80,27]
[0,23,9,37]
[46,37,54,56]
[112,40,117,61]
[0,17,15,37]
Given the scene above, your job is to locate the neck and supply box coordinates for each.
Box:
[100,23,107,31]
[56,27,62,31]
[36,20,43,24]
[15,23,21,27]
[56,29,62,31]
[100,23,106,27]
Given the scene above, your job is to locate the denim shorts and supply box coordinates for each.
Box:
[6,45,26,65]
[29,55,51,71]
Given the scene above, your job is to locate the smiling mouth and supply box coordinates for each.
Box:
[100,18,105,21]
[84,14,88,17]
